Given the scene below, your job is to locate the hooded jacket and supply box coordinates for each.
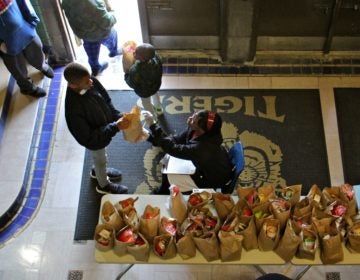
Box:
[149,123,233,189]
[65,77,121,150]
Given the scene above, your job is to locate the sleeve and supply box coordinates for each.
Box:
[66,108,119,150]
[92,77,122,120]
[17,0,40,27]
[149,124,197,160]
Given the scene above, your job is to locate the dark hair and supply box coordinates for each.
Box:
[197,110,222,135]
[63,62,90,84]
[136,43,155,61]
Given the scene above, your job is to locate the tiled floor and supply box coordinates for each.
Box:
[1,1,360,280]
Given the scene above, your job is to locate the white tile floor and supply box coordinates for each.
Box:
[1,1,360,279]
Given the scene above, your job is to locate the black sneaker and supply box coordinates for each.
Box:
[96,182,128,194]
[41,67,54,78]
[21,86,46,98]
[90,167,122,181]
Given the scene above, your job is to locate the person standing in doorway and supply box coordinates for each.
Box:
[0,0,54,98]
[61,0,121,76]
[124,43,163,119]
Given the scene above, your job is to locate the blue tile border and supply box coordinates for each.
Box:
[0,67,64,246]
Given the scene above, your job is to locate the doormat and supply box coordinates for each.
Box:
[335,88,360,185]
[74,89,330,240]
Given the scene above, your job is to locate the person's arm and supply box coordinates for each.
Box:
[124,63,142,90]
[17,0,40,27]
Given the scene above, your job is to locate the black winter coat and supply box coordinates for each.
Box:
[64,77,121,150]
[149,123,233,189]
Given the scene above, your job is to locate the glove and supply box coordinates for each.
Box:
[142,111,155,127]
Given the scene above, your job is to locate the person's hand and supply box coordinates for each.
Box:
[116,117,130,130]
[142,111,155,127]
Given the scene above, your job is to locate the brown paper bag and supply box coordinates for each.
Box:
[169,185,187,224]
[238,216,258,250]
[122,40,137,73]
[187,191,212,209]
[274,220,301,262]
[296,228,317,260]
[114,225,135,256]
[101,200,124,231]
[176,233,196,260]
[346,223,360,253]
[252,202,272,233]
[258,218,281,251]
[127,232,150,261]
[153,233,177,259]
[293,197,313,218]
[274,184,302,206]
[218,230,243,262]
[322,186,341,206]
[122,207,140,230]
[193,231,219,261]
[159,217,178,236]
[270,199,291,232]
[339,183,356,217]
[213,192,235,221]
[94,223,115,252]
[319,232,344,264]
[307,184,325,210]
[188,207,220,233]
[114,196,139,213]
[139,205,160,243]
[122,106,149,143]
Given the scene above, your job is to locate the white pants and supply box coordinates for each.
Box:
[141,92,161,116]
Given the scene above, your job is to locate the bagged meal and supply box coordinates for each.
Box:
[94,223,115,252]
[122,40,137,73]
[122,105,149,143]
[139,205,160,243]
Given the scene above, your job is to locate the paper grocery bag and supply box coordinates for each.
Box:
[169,185,188,224]
[176,233,196,260]
[101,200,124,231]
[346,223,360,253]
[193,231,219,261]
[114,225,135,256]
[274,220,301,262]
[127,232,150,261]
[94,223,115,252]
[258,218,281,251]
[122,40,137,73]
[319,232,344,264]
[153,233,177,259]
[218,230,243,262]
[213,192,235,221]
[122,106,149,143]
[139,205,160,243]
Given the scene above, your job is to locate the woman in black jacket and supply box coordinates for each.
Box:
[144,110,233,194]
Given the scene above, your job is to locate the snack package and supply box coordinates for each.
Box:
[94,223,115,252]
[139,205,160,243]
[101,200,124,231]
[258,218,280,251]
[122,40,137,73]
[218,230,243,262]
[127,232,150,262]
[192,231,219,261]
[274,220,301,262]
[213,192,235,221]
[153,233,177,259]
[122,106,149,143]
[175,232,196,260]
[169,185,187,224]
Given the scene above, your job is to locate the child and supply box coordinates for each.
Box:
[63,62,129,194]
[124,43,163,118]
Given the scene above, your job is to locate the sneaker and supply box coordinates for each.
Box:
[21,86,46,98]
[41,67,54,78]
[90,167,122,181]
[153,105,164,116]
[96,182,128,194]
[109,49,122,57]
[92,62,109,76]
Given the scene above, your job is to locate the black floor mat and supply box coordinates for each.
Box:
[74,89,330,240]
[335,88,360,185]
